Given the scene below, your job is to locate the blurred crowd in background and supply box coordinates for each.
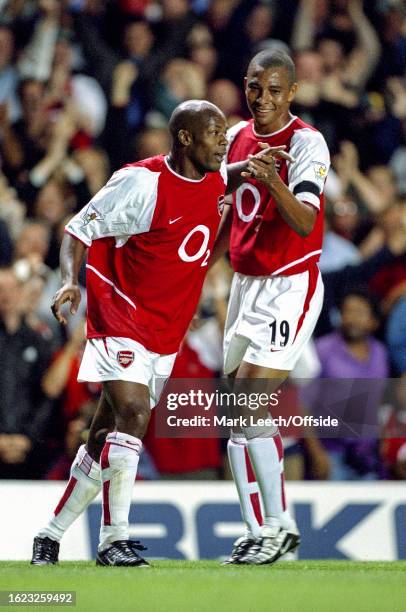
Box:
[0,0,405,483]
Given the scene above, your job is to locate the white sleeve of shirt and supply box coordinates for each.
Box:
[287,128,330,210]
[225,121,249,164]
[220,160,228,186]
[65,166,160,246]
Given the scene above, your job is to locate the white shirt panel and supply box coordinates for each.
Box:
[296,192,320,208]
[219,160,228,185]
[225,121,249,163]
[66,166,160,246]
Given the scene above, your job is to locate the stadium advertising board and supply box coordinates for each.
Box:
[1,482,406,561]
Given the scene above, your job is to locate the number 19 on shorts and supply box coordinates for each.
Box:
[269,319,290,349]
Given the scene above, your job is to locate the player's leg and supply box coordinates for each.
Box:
[222,367,262,564]
[222,274,264,556]
[235,362,299,565]
[228,430,263,537]
[222,430,262,564]
[31,393,114,565]
[96,379,150,567]
[223,266,323,564]
[237,268,324,564]
[86,391,116,461]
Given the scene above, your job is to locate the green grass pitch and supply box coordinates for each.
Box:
[1,561,406,612]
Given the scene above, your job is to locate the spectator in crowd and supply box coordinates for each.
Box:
[134,127,171,160]
[215,0,276,85]
[154,58,207,120]
[72,147,110,197]
[0,24,20,123]
[0,266,54,478]
[1,78,49,185]
[0,171,26,241]
[317,208,406,337]
[103,19,156,166]
[40,318,100,479]
[387,294,406,376]
[187,23,218,82]
[319,213,361,274]
[315,291,389,480]
[0,217,13,266]
[207,79,243,126]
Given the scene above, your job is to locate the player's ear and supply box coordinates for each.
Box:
[178,129,192,147]
[288,82,298,102]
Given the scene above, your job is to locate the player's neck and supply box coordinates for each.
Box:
[253,112,293,136]
[166,153,206,181]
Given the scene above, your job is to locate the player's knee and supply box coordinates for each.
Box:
[87,427,110,462]
[115,398,151,439]
[243,423,278,440]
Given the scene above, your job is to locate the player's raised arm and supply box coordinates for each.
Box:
[242,141,321,237]
[51,233,87,325]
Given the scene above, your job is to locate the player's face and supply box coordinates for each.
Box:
[245,66,297,134]
[189,113,228,173]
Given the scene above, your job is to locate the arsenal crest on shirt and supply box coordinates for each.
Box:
[217,195,225,216]
[117,350,134,368]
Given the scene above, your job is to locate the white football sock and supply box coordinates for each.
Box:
[99,431,142,552]
[227,437,262,538]
[246,434,293,532]
[37,445,101,543]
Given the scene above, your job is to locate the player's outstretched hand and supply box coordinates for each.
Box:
[51,283,81,325]
[241,142,295,184]
[253,142,295,163]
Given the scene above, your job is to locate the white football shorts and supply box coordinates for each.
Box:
[223,265,324,374]
[78,336,177,407]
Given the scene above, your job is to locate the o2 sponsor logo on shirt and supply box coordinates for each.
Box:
[235,183,261,223]
[178,225,211,267]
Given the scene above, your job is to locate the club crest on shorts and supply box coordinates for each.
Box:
[217,195,225,216]
[117,350,134,368]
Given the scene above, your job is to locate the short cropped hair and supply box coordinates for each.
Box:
[247,50,296,85]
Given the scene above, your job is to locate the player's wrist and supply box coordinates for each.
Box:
[264,174,284,191]
[61,279,79,290]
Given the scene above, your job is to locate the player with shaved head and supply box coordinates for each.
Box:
[212,50,330,565]
[30,99,286,567]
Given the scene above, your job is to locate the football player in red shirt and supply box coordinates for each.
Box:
[213,50,330,565]
[31,99,292,567]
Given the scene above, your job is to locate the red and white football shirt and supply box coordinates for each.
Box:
[65,155,227,354]
[226,115,330,276]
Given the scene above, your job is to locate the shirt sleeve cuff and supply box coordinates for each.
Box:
[64,228,91,247]
[296,192,320,210]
